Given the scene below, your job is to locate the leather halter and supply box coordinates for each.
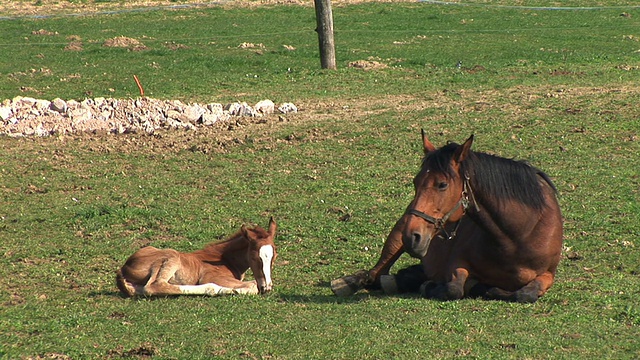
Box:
[407,175,476,240]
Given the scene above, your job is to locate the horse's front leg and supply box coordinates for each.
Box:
[331,214,408,296]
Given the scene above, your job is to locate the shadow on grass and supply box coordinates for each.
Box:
[88,280,419,303]
[275,280,420,304]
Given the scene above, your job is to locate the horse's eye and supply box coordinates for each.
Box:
[438,182,449,190]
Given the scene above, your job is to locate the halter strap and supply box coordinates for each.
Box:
[407,200,463,228]
[407,176,475,240]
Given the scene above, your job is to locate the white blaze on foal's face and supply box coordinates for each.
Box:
[258,244,274,291]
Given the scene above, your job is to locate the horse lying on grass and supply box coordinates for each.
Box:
[332,132,563,303]
[116,217,277,297]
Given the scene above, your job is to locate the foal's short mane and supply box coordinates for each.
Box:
[423,142,556,210]
[200,226,270,252]
[200,230,246,254]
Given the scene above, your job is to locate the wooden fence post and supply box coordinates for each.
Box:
[314,0,337,69]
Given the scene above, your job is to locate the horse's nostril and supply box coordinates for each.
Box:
[412,232,422,245]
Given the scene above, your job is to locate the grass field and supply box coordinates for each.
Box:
[1,1,639,359]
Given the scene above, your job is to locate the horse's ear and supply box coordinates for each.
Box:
[241,224,250,239]
[422,129,437,154]
[453,134,474,164]
[268,216,277,236]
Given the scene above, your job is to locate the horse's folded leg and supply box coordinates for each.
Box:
[483,287,517,302]
[419,280,439,298]
[514,280,543,303]
[420,281,464,300]
[481,280,543,303]
[394,264,425,293]
[379,275,398,295]
[331,270,370,296]
[467,281,491,298]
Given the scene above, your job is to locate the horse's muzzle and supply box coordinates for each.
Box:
[403,230,432,259]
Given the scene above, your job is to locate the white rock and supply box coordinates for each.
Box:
[0,106,12,121]
[34,99,51,111]
[20,97,37,106]
[255,99,275,115]
[50,98,67,113]
[225,102,257,117]
[207,103,223,112]
[182,105,205,124]
[278,102,298,114]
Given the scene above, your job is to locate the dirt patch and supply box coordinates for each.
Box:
[348,60,389,70]
[64,41,83,51]
[163,41,190,50]
[106,343,156,358]
[103,36,148,51]
[31,29,58,36]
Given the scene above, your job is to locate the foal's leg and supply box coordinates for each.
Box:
[212,278,259,295]
[178,283,237,296]
[141,258,184,296]
[331,214,408,296]
[116,269,137,297]
[143,260,237,296]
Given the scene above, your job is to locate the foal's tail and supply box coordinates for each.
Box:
[116,269,135,297]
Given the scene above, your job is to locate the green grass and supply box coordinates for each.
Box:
[1,1,640,101]
[1,1,640,359]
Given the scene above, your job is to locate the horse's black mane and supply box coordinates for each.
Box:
[423,142,556,210]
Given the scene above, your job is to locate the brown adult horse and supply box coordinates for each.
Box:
[331,133,563,303]
[116,217,277,297]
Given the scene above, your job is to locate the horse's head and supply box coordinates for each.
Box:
[402,131,474,258]
[242,217,277,294]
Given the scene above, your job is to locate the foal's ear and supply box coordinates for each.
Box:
[268,216,277,236]
[421,129,437,154]
[241,224,250,239]
[453,134,474,164]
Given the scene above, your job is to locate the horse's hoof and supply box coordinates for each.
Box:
[380,275,398,295]
[331,277,357,297]
[331,270,368,296]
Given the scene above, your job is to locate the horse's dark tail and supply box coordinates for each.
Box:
[116,269,134,297]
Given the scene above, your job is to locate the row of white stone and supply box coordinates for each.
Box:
[0,96,297,137]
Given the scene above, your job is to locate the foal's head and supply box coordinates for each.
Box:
[242,217,277,294]
[403,132,474,258]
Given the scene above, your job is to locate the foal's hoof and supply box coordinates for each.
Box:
[380,275,399,295]
[331,270,369,297]
[234,287,258,295]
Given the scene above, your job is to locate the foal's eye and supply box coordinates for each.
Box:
[437,182,449,190]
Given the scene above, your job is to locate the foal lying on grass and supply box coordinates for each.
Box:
[116,217,277,297]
